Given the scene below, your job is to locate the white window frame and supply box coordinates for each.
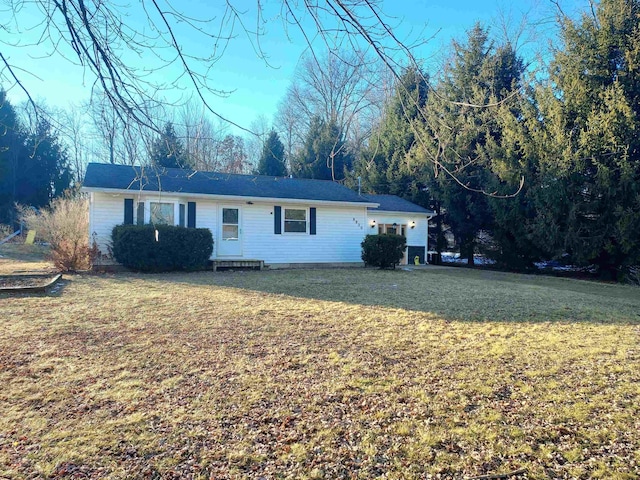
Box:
[283,207,308,234]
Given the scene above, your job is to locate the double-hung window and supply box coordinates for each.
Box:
[284,208,307,233]
[150,202,174,225]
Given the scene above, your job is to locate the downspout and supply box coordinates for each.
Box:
[426,213,434,264]
[88,192,94,248]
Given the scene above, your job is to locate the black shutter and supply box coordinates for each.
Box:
[124,198,134,225]
[179,204,185,227]
[187,202,196,228]
[274,206,282,234]
[136,202,144,225]
[310,207,316,235]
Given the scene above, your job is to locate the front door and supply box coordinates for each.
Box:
[378,223,408,264]
[217,206,242,256]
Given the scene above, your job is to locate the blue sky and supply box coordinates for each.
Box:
[2,0,587,132]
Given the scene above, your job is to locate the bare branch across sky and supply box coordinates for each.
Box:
[0,0,426,135]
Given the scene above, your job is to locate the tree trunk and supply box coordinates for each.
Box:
[461,236,475,266]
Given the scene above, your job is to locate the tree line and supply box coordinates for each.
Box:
[350,0,639,280]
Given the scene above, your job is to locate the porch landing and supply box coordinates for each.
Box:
[212,259,264,271]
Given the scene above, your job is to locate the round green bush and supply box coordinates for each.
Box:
[361,234,406,269]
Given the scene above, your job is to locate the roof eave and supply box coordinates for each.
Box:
[81,186,379,208]
[367,208,435,217]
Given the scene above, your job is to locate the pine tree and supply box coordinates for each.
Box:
[21,120,73,208]
[528,0,640,278]
[293,117,351,180]
[257,130,287,176]
[354,66,429,196]
[150,122,187,169]
[0,90,26,225]
[0,94,72,225]
[417,24,527,266]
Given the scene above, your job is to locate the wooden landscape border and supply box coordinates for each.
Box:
[0,273,63,294]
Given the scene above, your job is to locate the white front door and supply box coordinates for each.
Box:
[217,206,242,256]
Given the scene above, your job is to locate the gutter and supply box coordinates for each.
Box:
[367,209,435,218]
[81,187,380,209]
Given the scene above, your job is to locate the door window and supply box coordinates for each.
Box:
[222,208,239,240]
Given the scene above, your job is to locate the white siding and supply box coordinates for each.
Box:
[91,192,127,254]
[195,202,217,257]
[241,204,368,264]
[365,212,430,261]
[89,192,369,264]
[90,192,216,256]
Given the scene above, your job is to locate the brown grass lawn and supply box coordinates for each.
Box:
[0,243,53,274]
[1,245,639,479]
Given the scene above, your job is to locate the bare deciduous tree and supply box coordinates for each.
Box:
[243,115,271,171]
[274,99,301,171]
[218,135,249,174]
[88,93,151,167]
[56,105,92,183]
[276,49,385,158]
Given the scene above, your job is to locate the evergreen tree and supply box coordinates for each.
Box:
[0,90,26,225]
[354,66,429,197]
[292,117,351,180]
[481,56,544,271]
[420,24,525,265]
[527,0,640,278]
[257,130,287,176]
[0,93,72,226]
[150,122,187,169]
[21,120,73,208]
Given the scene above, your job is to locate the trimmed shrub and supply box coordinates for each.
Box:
[112,224,213,272]
[361,234,406,269]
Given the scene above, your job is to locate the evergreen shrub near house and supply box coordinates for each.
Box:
[361,234,406,269]
[112,224,213,272]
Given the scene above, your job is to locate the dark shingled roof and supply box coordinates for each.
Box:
[363,194,435,215]
[83,163,375,204]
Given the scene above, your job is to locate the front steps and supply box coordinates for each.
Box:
[212,259,265,271]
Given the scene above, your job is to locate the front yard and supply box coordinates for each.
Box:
[1,247,639,479]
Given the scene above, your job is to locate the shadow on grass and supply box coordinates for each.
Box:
[98,267,640,325]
